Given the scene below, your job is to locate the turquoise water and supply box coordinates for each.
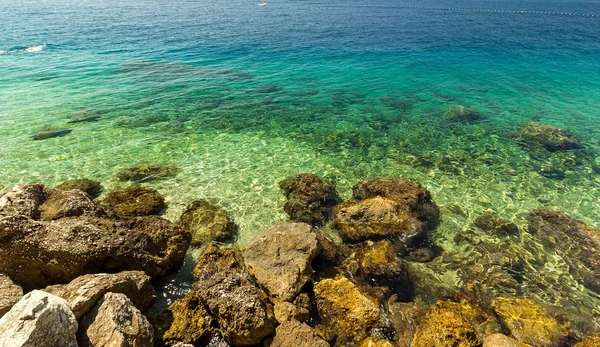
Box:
[2,0,600,319]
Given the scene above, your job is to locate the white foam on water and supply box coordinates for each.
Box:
[0,44,46,54]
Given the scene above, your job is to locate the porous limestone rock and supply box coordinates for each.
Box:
[271,320,329,347]
[55,179,103,199]
[314,276,381,345]
[483,333,532,347]
[0,290,78,347]
[0,274,23,318]
[77,292,153,347]
[243,222,319,301]
[274,301,310,323]
[491,297,569,347]
[101,186,165,216]
[411,298,502,347]
[44,271,155,320]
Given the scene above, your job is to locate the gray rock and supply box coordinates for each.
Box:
[77,292,153,347]
[0,274,22,318]
[243,222,319,301]
[44,271,155,320]
[0,290,78,347]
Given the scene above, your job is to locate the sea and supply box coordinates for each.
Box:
[2,0,600,316]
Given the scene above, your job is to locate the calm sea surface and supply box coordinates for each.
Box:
[2,0,600,311]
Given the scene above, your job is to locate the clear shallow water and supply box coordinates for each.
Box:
[2,0,600,317]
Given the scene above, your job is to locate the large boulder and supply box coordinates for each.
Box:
[352,177,440,230]
[0,184,190,290]
[55,179,103,199]
[491,297,570,347]
[411,298,502,347]
[271,320,329,347]
[192,244,276,345]
[177,200,237,245]
[44,271,155,320]
[0,274,23,318]
[0,290,78,347]
[243,222,319,301]
[153,287,214,346]
[514,122,583,152]
[101,186,165,217]
[528,209,600,293]
[78,292,154,347]
[314,276,381,345]
[279,173,340,226]
[333,197,424,243]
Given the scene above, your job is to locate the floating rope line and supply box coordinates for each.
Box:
[298,2,600,18]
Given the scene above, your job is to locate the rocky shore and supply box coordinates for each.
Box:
[2,167,600,346]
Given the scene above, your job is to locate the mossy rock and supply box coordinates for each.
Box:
[177,200,237,245]
[279,173,340,226]
[101,187,165,216]
[116,163,179,182]
[444,105,483,123]
[474,213,519,236]
[412,298,502,347]
[314,276,381,345]
[515,122,583,152]
[31,127,72,140]
[55,179,103,199]
[351,239,407,290]
[153,288,213,345]
[491,297,570,347]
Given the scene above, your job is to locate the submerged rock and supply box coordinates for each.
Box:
[528,209,600,293]
[444,105,483,123]
[388,301,422,347]
[55,179,103,199]
[31,128,72,140]
[314,276,381,345]
[279,173,340,226]
[67,115,100,123]
[0,274,22,319]
[256,84,283,93]
[116,163,179,182]
[101,186,165,216]
[348,239,407,290]
[44,271,155,320]
[483,333,532,347]
[243,222,319,301]
[0,290,78,347]
[271,320,329,347]
[0,184,190,290]
[78,292,153,347]
[411,298,502,347]
[474,213,519,236]
[177,200,237,245]
[491,297,570,347]
[192,244,276,345]
[515,122,583,152]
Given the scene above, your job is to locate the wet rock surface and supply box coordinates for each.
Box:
[0,274,23,319]
[483,333,532,347]
[491,296,570,347]
[78,292,154,347]
[411,298,502,347]
[101,186,166,216]
[0,290,78,347]
[192,244,277,346]
[55,179,104,199]
[474,213,519,236]
[279,173,340,226]
[44,271,155,320]
[0,184,190,290]
[177,200,237,245]
[314,276,381,345]
[243,222,319,301]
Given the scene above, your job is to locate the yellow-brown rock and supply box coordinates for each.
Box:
[412,298,502,347]
[483,333,532,347]
[314,276,381,345]
[359,336,394,347]
[575,335,600,347]
[491,297,569,347]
